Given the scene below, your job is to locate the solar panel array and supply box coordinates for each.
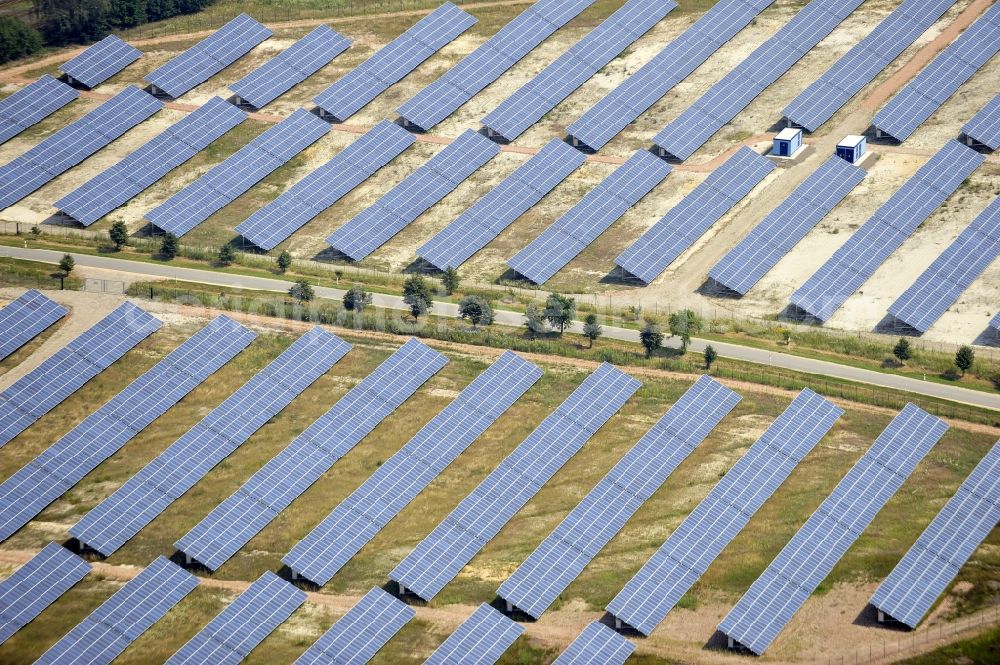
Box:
[784,0,955,132]
[418,139,586,271]
[237,120,414,250]
[167,572,306,665]
[283,351,540,585]
[887,197,1000,333]
[617,147,774,284]
[991,312,1000,334]
[294,588,414,665]
[566,0,773,150]
[56,96,246,226]
[0,85,161,210]
[962,92,1000,151]
[719,404,948,655]
[870,440,1000,628]
[709,155,865,295]
[0,315,254,542]
[499,376,740,619]
[552,622,634,665]
[481,0,676,142]
[0,75,78,145]
[0,543,90,646]
[70,327,349,556]
[790,140,984,322]
[0,301,160,448]
[177,338,446,572]
[230,26,351,109]
[147,108,329,236]
[509,150,669,284]
[35,556,197,665]
[62,35,142,89]
[389,363,641,601]
[0,289,67,361]
[606,389,843,636]
[327,129,499,261]
[425,604,524,665]
[146,13,272,99]
[653,0,864,161]
[397,0,598,131]
[314,2,475,122]
[873,4,1000,142]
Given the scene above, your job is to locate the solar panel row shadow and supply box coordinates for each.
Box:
[962,91,1000,151]
[0,315,254,542]
[719,404,948,655]
[0,289,67,361]
[178,338,446,572]
[62,35,142,89]
[567,0,774,151]
[425,604,524,665]
[553,622,634,665]
[0,75,78,145]
[606,389,843,636]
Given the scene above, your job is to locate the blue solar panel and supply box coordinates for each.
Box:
[62,35,142,89]
[283,351,541,585]
[327,129,499,261]
[294,588,414,665]
[0,75,78,145]
[887,197,1000,333]
[0,86,161,210]
[418,139,585,271]
[0,302,160,448]
[567,0,773,150]
[177,338,446,572]
[426,604,523,665]
[871,440,999,628]
[873,4,1000,141]
[481,0,675,142]
[0,315,254,542]
[147,108,329,236]
[167,572,305,665]
[784,0,956,132]
[0,543,90,646]
[315,3,475,122]
[791,140,984,322]
[553,622,634,665]
[509,150,668,284]
[230,26,351,109]
[397,0,597,131]
[70,327,349,556]
[499,376,740,619]
[606,389,843,636]
[56,96,245,225]
[962,92,1000,151]
[389,363,641,601]
[709,155,865,295]
[0,289,67,361]
[653,0,864,160]
[35,556,197,665]
[618,147,774,284]
[991,312,1000,334]
[237,120,414,250]
[146,14,272,99]
[719,404,948,655]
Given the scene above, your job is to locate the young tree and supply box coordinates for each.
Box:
[217,244,235,266]
[458,295,493,328]
[524,302,547,335]
[109,220,129,251]
[334,269,343,284]
[58,253,74,275]
[704,344,718,370]
[160,232,178,260]
[544,293,576,334]
[403,274,433,321]
[343,285,373,313]
[30,225,41,237]
[582,313,602,348]
[289,279,315,303]
[955,345,975,377]
[892,338,912,366]
[668,309,702,353]
[276,250,292,274]
[441,267,460,295]
[640,321,664,358]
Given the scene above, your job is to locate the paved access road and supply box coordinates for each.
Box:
[3,245,998,411]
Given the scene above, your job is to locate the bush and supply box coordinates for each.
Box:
[0,16,43,64]
[159,233,178,260]
[217,244,235,266]
[58,253,74,274]
[342,285,372,313]
[288,279,314,303]
[109,220,128,250]
[276,250,292,274]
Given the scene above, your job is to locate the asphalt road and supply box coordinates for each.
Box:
[3,245,998,411]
